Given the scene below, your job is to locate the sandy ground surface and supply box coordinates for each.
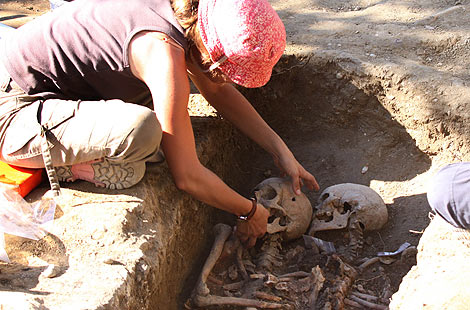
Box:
[0,0,48,27]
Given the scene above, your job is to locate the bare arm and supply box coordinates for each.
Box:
[187,61,320,194]
[128,31,268,246]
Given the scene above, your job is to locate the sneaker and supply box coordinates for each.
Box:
[56,159,146,190]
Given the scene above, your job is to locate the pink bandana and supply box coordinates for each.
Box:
[198,0,286,88]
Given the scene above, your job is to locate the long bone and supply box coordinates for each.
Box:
[194,295,283,309]
[190,223,283,309]
[193,223,232,299]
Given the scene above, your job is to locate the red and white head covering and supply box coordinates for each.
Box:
[197,0,286,88]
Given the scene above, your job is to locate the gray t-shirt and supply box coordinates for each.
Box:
[0,0,187,102]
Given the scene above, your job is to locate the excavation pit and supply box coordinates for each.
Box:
[182,56,434,309]
[0,56,458,309]
[2,0,470,308]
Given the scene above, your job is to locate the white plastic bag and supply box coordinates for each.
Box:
[0,232,8,262]
[0,186,56,262]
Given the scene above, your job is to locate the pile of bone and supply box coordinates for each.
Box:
[186,178,392,310]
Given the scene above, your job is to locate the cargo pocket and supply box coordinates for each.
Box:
[2,99,77,159]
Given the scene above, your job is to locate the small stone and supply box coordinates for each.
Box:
[437,122,445,134]
[103,257,122,265]
[361,166,369,174]
[41,264,61,278]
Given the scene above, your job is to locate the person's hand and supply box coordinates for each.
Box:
[235,203,269,248]
[273,151,320,195]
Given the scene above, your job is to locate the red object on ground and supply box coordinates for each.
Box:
[0,162,44,197]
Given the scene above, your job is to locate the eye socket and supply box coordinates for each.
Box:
[268,215,277,224]
[342,202,353,214]
[268,214,287,226]
[257,186,277,200]
[320,193,330,201]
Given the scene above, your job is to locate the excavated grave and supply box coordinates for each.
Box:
[0,55,463,309]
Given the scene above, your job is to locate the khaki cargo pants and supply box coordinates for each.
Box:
[0,60,163,192]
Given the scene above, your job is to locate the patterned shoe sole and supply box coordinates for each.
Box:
[55,160,146,189]
[56,166,74,182]
[91,160,146,190]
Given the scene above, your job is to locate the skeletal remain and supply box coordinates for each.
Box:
[308,265,325,309]
[189,223,283,309]
[254,291,282,302]
[344,298,362,308]
[275,281,289,292]
[193,295,283,309]
[347,284,390,309]
[190,178,316,309]
[349,295,388,310]
[254,177,313,240]
[223,280,244,291]
[309,183,388,258]
[320,255,358,309]
[348,220,364,258]
[236,244,249,280]
[264,273,279,287]
[192,223,232,302]
[351,291,381,302]
[278,271,311,279]
[250,273,266,279]
[381,274,393,300]
[207,275,223,285]
[251,177,313,273]
[256,234,283,272]
[357,256,380,272]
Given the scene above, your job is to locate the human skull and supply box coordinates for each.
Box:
[310,183,388,234]
[253,177,312,241]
